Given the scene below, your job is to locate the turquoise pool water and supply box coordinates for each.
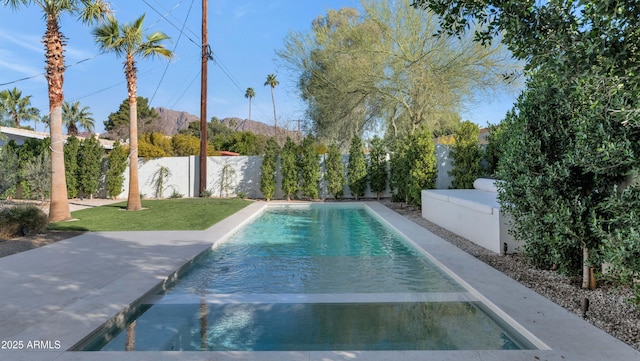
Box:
[86,204,534,351]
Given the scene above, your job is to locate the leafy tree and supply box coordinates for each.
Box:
[325,144,345,199]
[299,134,321,200]
[414,0,640,288]
[260,138,279,201]
[63,135,80,198]
[138,132,173,158]
[448,120,482,189]
[264,74,279,139]
[62,101,94,135]
[388,137,410,203]
[6,0,110,222]
[347,135,367,200]
[171,133,201,156]
[279,0,518,145]
[280,137,299,201]
[0,87,40,128]
[407,126,437,206]
[368,135,387,199]
[483,123,505,177]
[106,140,128,199]
[77,135,103,199]
[94,14,173,210]
[103,97,160,139]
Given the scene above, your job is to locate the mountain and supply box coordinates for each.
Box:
[155,107,199,135]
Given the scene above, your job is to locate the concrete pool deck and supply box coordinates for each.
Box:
[0,201,638,361]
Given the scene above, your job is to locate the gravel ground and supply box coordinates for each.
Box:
[1,199,638,351]
[381,200,640,352]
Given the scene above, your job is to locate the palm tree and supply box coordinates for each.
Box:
[0,87,40,128]
[62,101,95,135]
[244,87,255,131]
[5,0,111,222]
[264,74,279,138]
[93,14,172,211]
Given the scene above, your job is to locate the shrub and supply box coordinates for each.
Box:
[260,138,279,201]
[368,136,388,199]
[280,137,299,201]
[449,120,482,189]
[0,204,48,239]
[106,140,128,199]
[299,135,321,200]
[407,126,437,206]
[347,135,367,200]
[325,144,345,199]
[64,135,80,198]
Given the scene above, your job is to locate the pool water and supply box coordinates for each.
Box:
[85,204,535,351]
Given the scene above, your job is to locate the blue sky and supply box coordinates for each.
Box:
[0,0,519,134]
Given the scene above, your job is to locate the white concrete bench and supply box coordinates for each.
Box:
[421,179,522,254]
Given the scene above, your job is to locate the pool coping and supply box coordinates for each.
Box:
[0,201,638,361]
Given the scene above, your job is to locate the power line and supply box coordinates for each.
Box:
[141,0,200,48]
[0,52,105,87]
[149,0,196,104]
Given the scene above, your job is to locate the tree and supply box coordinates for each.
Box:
[413,0,640,289]
[244,87,255,131]
[103,97,160,139]
[347,135,367,200]
[106,140,128,199]
[448,120,482,189]
[0,87,40,128]
[264,73,279,138]
[483,123,505,177]
[325,144,345,199]
[138,132,173,158]
[388,137,410,203]
[77,135,103,199]
[407,126,437,206]
[5,0,111,222]
[94,14,173,210]
[62,101,94,135]
[278,1,519,145]
[280,137,299,201]
[368,135,387,199]
[260,137,279,201]
[171,133,201,156]
[63,135,80,198]
[299,134,321,200]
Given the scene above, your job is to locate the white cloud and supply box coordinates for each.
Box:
[0,28,42,53]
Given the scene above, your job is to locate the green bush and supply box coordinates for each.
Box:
[449,120,482,189]
[347,135,367,200]
[368,136,388,199]
[0,204,48,239]
[325,144,345,199]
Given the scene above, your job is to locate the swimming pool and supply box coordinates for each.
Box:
[82,203,538,351]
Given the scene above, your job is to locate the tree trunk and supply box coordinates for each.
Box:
[126,56,142,210]
[45,15,71,222]
[582,245,592,289]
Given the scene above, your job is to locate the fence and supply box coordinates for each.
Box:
[113,144,454,200]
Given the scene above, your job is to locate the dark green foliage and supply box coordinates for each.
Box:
[325,144,345,199]
[104,97,159,138]
[498,73,606,275]
[449,120,482,189]
[388,137,410,203]
[260,138,279,201]
[407,126,437,206]
[0,145,19,197]
[64,135,80,198]
[368,136,387,199]
[347,135,367,200]
[280,137,299,201]
[595,183,640,305]
[6,138,49,199]
[299,135,321,200]
[77,136,103,198]
[106,140,128,199]
[0,204,48,239]
[483,123,504,177]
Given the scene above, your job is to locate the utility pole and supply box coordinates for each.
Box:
[199,0,210,197]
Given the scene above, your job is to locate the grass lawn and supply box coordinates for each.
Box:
[49,198,252,232]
